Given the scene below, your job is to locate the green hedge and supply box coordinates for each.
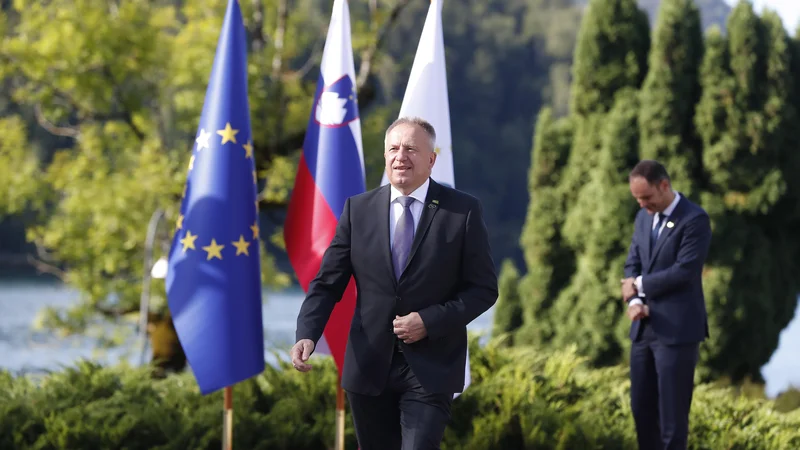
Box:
[2,340,798,449]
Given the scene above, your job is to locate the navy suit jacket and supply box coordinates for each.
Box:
[295,179,498,395]
[623,195,712,345]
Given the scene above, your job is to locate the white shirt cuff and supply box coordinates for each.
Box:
[635,275,644,296]
[628,298,643,307]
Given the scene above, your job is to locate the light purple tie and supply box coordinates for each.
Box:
[392,196,415,280]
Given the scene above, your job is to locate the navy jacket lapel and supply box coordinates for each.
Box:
[401,180,441,278]
[376,185,397,288]
[641,212,653,265]
[650,196,687,263]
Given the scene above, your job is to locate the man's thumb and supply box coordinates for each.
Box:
[302,342,313,361]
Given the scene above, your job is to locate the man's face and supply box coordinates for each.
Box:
[384,123,436,193]
[629,176,671,213]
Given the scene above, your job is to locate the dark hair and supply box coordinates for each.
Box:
[385,116,437,150]
[629,160,670,185]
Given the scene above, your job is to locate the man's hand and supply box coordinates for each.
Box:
[393,312,428,344]
[621,277,638,302]
[626,304,649,321]
[290,339,315,372]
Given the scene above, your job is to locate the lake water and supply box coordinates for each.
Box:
[1,279,798,397]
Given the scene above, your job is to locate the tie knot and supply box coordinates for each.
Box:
[397,196,415,208]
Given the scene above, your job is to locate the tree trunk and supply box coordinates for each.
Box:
[147,313,187,377]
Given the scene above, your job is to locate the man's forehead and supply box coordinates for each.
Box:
[387,126,424,144]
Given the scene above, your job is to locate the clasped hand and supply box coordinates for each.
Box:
[621,277,648,321]
[393,312,427,344]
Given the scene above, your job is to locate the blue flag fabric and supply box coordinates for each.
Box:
[166,0,264,395]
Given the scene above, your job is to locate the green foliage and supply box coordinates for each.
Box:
[2,342,799,449]
[775,387,800,414]
[0,115,41,215]
[491,259,523,344]
[569,0,650,117]
[550,88,641,365]
[561,0,649,215]
[638,0,704,196]
[516,108,573,346]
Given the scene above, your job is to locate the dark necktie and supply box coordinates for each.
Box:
[650,213,668,251]
[392,196,415,279]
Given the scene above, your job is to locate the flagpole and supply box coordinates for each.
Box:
[335,379,345,450]
[223,386,233,450]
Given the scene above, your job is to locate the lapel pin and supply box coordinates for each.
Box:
[667,221,674,228]
[428,203,437,209]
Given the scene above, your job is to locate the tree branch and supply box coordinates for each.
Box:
[249,0,267,54]
[0,252,67,280]
[101,66,146,141]
[34,103,80,138]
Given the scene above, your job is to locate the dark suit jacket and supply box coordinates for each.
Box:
[623,194,712,345]
[295,179,498,395]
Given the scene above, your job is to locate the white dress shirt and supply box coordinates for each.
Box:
[629,191,681,307]
[389,178,429,244]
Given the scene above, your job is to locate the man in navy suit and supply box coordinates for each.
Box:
[621,160,712,450]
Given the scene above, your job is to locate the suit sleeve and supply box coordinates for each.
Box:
[418,198,499,340]
[640,212,711,299]
[624,212,643,279]
[295,198,354,345]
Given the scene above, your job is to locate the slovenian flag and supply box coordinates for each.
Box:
[283,0,365,376]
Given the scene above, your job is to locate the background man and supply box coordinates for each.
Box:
[622,159,712,450]
[290,117,498,450]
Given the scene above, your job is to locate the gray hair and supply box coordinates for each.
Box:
[385,116,437,151]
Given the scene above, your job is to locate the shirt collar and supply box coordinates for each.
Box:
[390,178,430,205]
[662,191,681,218]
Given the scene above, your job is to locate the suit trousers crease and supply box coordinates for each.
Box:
[346,348,453,450]
[630,319,699,450]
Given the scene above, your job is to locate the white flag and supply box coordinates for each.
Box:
[381,0,454,188]
[382,0,469,399]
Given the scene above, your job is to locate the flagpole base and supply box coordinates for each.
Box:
[335,382,345,450]
[223,386,233,450]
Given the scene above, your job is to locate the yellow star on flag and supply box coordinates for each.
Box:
[242,140,253,159]
[232,235,251,256]
[176,214,184,230]
[188,155,195,170]
[217,122,239,145]
[250,222,259,239]
[180,230,198,252]
[202,238,225,260]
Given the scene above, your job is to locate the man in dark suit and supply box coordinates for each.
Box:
[290,116,498,450]
[621,160,712,450]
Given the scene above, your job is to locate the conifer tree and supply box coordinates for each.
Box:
[638,0,704,196]
[516,108,573,345]
[695,5,800,381]
[491,259,523,346]
[549,88,641,364]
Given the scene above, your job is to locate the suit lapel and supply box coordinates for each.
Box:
[641,212,653,264]
[376,185,397,287]
[402,180,441,278]
[650,196,686,263]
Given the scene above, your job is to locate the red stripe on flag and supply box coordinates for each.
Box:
[284,154,356,376]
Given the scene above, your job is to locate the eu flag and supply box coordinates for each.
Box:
[166,0,263,395]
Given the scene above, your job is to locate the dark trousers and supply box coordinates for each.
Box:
[346,348,453,450]
[630,320,699,450]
